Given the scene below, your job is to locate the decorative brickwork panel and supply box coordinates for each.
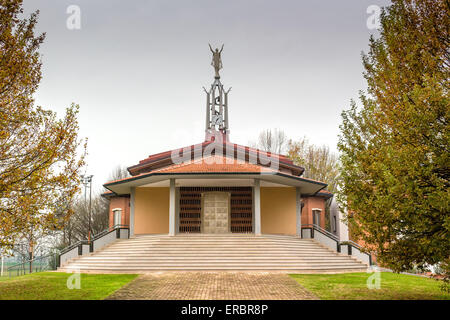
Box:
[229,187,253,233]
[179,188,202,233]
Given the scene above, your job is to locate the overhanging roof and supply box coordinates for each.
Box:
[127,140,305,176]
[104,171,327,196]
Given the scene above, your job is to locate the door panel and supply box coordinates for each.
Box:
[202,192,229,234]
[178,187,253,233]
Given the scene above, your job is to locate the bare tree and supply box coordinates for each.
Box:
[59,193,109,247]
[107,165,130,182]
[58,165,130,247]
[250,128,288,154]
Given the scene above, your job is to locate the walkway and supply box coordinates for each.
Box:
[106,272,317,300]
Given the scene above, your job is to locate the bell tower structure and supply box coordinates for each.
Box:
[204,44,231,142]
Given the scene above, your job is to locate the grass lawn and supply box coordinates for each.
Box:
[0,272,138,300]
[290,272,449,300]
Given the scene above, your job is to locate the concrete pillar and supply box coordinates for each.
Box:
[175,187,180,234]
[296,187,302,237]
[219,86,223,126]
[206,92,210,129]
[224,92,229,130]
[212,86,216,127]
[254,179,261,236]
[130,187,135,236]
[169,178,176,236]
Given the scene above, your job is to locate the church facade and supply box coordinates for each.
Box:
[103,47,334,238]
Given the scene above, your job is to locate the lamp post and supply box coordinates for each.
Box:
[81,175,93,243]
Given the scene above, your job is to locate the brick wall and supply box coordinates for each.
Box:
[301,196,326,229]
[108,196,130,228]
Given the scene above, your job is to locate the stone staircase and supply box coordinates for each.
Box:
[58,234,368,273]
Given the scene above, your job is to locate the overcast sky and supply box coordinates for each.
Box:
[23,0,390,190]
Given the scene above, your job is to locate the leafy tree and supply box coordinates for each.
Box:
[287,137,340,231]
[0,1,85,250]
[287,137,339,193]
[338,0,449,285]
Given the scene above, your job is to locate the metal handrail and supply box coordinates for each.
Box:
[302,224,366,250]
[59,225,129,254]
[59,240,89,255]
[59,224,129,252]
[91,224,129,242]
[340,239,364,250]
[302,224,339,241]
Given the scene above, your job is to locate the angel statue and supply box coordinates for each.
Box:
[209,44,224,78]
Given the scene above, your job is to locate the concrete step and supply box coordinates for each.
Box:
[95,250,334,254]
[70,262,363,268]
[80,254,353,260]
[60,234,368,273]
[109,239,319,245]
[108,244,325,250]
[67,264,365,270]
[90,255,350,261]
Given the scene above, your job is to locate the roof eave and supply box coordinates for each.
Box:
[104,172,326,196]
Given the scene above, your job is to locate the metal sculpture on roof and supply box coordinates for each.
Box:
[204,44,230,141]
[209,43,224,79]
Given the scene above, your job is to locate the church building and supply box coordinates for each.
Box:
[59,47,369,273]
[103,46,334,238]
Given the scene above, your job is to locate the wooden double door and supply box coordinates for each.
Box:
[178,187,253,234]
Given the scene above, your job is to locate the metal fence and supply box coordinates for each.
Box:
[6,253,59,278]
[4,225,130,277]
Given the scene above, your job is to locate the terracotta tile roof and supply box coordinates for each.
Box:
[103,157,276,186]
[101,190,131,198]
[127,140,304,176]
[105,172,150,185]
[137,140,214,165]
[314,189,334,198]
[153,155,276,174]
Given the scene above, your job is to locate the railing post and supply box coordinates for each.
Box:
[56,252,60,269]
